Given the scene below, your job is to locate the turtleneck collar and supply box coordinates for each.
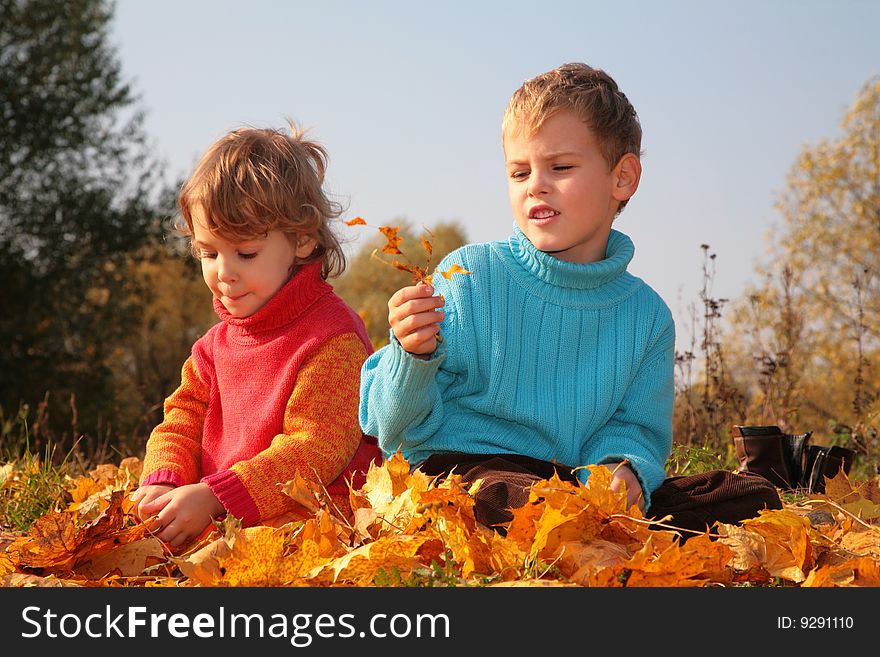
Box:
[213,260,330,340]
[507,223,635,290]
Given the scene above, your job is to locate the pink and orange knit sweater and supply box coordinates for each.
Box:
[140,261,380,526]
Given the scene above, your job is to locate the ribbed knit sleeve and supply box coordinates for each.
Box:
[202,332,369,525]
[590,314,675,503]
[140,356,208,488]
[360,337,449,456]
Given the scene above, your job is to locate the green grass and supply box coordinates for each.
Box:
[0,412,74,532]
[0,447,71,532]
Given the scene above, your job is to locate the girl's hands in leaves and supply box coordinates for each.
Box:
[133,482,226,548]
[389,283,445,356]
[606,462,646,513]
[131,484,174,522]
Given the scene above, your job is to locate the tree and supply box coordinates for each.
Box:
[0,0,168,450]
[725,76,880,464]
[109,243,216,445]
[333,219,468,349]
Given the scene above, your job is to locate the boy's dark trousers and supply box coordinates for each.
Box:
[418,453,579,534]
[417,452,783,538]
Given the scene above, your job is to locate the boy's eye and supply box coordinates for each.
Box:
[554,165,573,171]
[199,251,217,259]
[510,170,529,180]
[239,252,258,260]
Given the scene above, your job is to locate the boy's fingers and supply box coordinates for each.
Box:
[398,309,445,333]
[390,284,434,306]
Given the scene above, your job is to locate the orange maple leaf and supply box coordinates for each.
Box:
[378,226,403,254]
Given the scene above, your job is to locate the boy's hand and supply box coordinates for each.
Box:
[388,283,445,356]
[134,482,225,548]
[606,462,646,513]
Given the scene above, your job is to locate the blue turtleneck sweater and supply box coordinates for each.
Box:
[359,226,675,503]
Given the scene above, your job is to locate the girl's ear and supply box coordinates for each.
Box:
[612,153,641,203]
[294,235,318,258]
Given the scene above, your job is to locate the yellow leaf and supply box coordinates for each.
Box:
[839,527,880,557]
[307,535,441,586]
[555,539,632,585]
[803,557,880,587]
[75,537,167,579]
[279,470,327,515]
[215,526,300,587]
[717,509,813,582]
[823,470,860,504]
[1,573,83,587]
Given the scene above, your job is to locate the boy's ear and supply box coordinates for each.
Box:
[612,153,641,203]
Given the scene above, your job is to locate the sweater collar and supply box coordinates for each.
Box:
[508,223,634,290]
[213,260,330,337]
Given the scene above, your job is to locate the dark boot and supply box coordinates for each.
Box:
[804,444,856,493]
[732,425,793,489]
[781,431,812,489]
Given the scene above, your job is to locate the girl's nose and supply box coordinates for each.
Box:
[216,254,238,282]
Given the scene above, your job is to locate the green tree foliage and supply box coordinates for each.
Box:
[333,219,468,349]
[724,77,880,466]
[0,0,168,450]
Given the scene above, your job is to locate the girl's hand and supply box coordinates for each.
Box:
[135,482,226,548]
[130,484,174,523]
[388,283,445,356]
[606,462,646,513]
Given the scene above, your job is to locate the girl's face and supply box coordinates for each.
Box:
[191,207,317,318]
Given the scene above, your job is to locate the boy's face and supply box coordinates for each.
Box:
[503,110,637,264]
[191,207,315,317]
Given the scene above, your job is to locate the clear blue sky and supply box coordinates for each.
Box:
[111,0,879,352]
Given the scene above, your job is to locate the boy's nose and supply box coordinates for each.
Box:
[528,171,549,196]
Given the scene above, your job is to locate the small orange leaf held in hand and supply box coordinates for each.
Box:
[348,216,472,287]
[378,226,403,254]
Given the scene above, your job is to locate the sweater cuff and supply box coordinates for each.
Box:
[386,333,446,390]
[201,470,261,527]
[597,455,663,513]
[140,469,187,488]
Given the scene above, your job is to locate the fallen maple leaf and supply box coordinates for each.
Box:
[177,524,302,587]
[803,556,880,587]
[717,509,813,583]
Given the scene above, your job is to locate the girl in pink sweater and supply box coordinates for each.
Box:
[131,125,379,547]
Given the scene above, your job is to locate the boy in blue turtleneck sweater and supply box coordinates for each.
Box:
[359,62,675,530]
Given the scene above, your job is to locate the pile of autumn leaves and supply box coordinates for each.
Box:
[1,453,879,587]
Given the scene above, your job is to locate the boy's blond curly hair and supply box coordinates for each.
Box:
[502,63,642,211]
[177,123,346,278]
